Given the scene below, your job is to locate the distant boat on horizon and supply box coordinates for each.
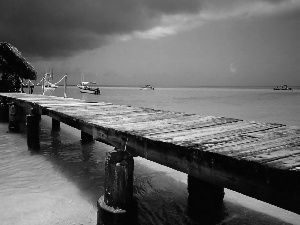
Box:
[79,86,100,94]
[140,84,154,90]
[273,85,292,91]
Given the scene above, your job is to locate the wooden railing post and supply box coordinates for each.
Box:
[64,74,67,98]
[42,77,45,95]
[21,79,24,93]
[28,80,30,94]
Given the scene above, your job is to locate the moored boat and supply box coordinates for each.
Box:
[43,72,58,91]
[80,86,100,94]
[77,74,100,94]
[140,85,154,90]
[77,81,91,89]
[273,85,292,90]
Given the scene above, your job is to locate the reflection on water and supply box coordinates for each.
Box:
[1,87,300,224]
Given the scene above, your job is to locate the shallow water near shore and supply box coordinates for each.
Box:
[1,86,300,224]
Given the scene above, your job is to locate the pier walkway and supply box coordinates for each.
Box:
[1,92,300,216]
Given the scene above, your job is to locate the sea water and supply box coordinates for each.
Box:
[1,86,300,225]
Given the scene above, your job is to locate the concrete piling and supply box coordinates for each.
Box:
[97,150,137,225]
[26,108,40,150]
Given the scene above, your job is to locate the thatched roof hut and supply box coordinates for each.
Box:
[0,42,37,92]
[0,42,37,80]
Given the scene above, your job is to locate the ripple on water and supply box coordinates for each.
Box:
[1,107,300,224]
[0,120,103,225]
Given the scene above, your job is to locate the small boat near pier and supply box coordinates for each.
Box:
[77,74,100,94]
[43,72,58,91]
[80,86,100,94]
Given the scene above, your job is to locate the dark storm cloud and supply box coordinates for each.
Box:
[201,0,291,12]
[0,0,202,58]
[0,0,297,58]
[261,0,289,2]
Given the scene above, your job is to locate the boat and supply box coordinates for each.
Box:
[80,86,100,94]
[77,81,91,89]
[140,85,154,90]
[78,74,100,94]
[77,74,97,89]
[43,72,58,91]
[273,85,292,91]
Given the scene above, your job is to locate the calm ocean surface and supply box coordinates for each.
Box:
[1,86,300,225]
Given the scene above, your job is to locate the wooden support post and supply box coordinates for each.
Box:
[26,108,40,150]
[97,150,137,225]
[187,175,224,217]
[81,131,94,143]
[28,80,31,94]
[52,118,60,132]
[21,79,24,93]
[28,80,34,94]
[104,151,134,209]
[0,98,9,122]
[8,103,20,132]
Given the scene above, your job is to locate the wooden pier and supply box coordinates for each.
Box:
[1,92,300,221]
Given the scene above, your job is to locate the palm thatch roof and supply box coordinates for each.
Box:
[0,42,37,80]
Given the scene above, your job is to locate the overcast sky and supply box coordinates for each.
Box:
[1,0,299,87]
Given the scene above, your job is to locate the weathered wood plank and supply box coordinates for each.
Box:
[40,102,111,107]
[140,118,242,137]
[247,146,300,163]
[266,153,300,170]
[147,120,254,142]
[202,127,300,157]
[111,116,233,134]
[84,111,184,127]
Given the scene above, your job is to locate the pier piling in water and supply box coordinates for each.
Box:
[81,131,94,142]
[26,108,40,150]
[52,118,60,132]
[97,150,136,225]
[8,103,20,131]
[187,175,224,212]
[0,99,9,122]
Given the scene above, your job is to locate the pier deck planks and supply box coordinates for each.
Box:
[1,93,300,214]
